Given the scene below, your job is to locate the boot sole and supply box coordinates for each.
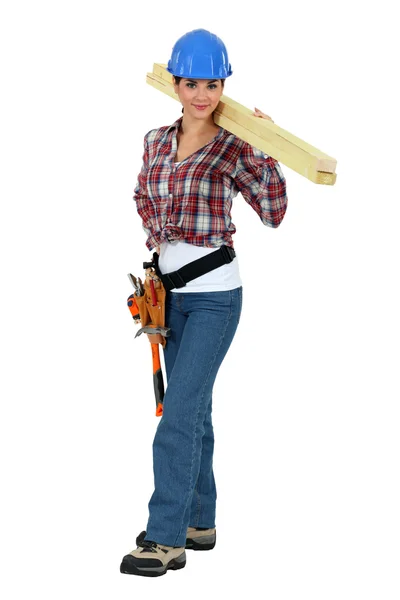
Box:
[185,532,216,550]
[120,553,186,577]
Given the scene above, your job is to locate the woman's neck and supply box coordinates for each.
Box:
[179,115,217,137]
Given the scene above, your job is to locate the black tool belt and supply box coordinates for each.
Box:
[150,244,236,292]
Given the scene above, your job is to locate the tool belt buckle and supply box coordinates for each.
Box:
[220,244,235,263]
[165,270,186,290]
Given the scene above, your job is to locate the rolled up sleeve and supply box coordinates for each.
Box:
[233,143,288,228]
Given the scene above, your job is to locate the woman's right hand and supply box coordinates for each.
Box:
[156,246,160,254]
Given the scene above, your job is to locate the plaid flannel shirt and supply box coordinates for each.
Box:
[133,115,288,251]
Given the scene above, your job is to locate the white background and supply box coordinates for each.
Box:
[1,1,399,598]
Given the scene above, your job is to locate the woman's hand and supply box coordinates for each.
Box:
[252,107,274,123]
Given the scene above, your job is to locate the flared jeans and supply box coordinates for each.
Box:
[144,286,243,547]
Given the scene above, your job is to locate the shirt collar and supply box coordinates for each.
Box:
[167,116,184,133]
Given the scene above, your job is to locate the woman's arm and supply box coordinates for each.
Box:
[232,108,287,227]
[233,143,288,228]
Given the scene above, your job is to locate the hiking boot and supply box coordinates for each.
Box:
[186,526,216,550]
[120,531,186,577]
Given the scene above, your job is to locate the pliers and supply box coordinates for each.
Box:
[127,273,144,296]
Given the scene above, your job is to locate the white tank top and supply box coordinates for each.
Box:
[158,163,242,293]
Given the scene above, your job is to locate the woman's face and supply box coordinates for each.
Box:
[173,77,224,120]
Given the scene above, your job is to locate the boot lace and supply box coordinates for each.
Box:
[136,531,159,553]
[138,539,158,551]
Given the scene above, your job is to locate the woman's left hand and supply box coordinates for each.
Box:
[252,107,274,123]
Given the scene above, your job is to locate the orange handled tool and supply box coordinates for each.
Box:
[148,276,164,415]
[127,294,140,321]
[127,272,168,417]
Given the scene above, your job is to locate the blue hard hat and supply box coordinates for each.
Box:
[167,29,233,79]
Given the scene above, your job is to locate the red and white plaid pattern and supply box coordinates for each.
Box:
[133,116,288,251]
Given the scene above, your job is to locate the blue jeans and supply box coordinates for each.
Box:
[144,286,243,547]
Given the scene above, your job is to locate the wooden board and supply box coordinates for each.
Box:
[146,65,337,186]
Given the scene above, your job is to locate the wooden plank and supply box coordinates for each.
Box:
[218,111,337,186]
[153,63,336,175]
[146,67,337,185]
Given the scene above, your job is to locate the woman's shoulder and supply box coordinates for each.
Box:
[223,130,275,162]
[144,125,169,144]
[143,121,181,152]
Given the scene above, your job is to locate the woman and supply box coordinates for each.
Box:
[120,28,288,577]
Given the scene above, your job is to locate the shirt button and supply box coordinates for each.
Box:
[169,193,173,198]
